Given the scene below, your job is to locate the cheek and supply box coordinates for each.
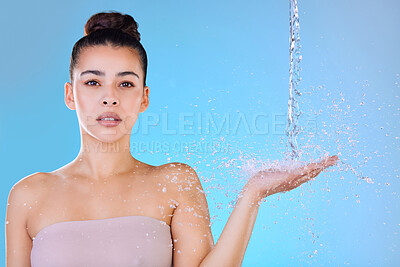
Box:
[75,92,89,110]
[74,91,97,121]
[125,90,143,111]
[120,91,143,126]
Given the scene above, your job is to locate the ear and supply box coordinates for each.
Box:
[139,86,150,113]
[64,82,76,110]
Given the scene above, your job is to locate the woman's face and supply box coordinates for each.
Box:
[65,45,149,143]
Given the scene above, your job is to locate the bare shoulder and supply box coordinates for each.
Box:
[157,162,205,199]
[6,172,50,231]
[8,172,45,196]
[7,172,50,206]
[158,162,201,183]
[6,172,53,265]
[159,163,213,266]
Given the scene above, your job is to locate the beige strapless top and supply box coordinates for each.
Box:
[30,215,173,267]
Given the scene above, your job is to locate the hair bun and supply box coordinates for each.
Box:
[84,11,141,42]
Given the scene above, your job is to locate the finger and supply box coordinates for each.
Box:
[297,162,324,177]
[321,155,339,167]
[288,156,339,190]
[291,163,324,185]
[298,155,339,182]
[290,172,317,189]
[303,155,338,174]
[288,167,318,187]
[295,167,324,188]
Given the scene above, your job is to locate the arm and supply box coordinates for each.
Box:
[5,177,36,267]
[199,185,260,267]
[169,163,214,266]
[170,156,338,266]
[199,155,339,266]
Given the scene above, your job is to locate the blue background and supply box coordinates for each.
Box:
[1,0,399,265]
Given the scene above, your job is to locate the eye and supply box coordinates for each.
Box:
[85,80,99,86]
[120,81,134,88]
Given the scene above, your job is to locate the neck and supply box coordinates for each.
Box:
[72,127,139,181]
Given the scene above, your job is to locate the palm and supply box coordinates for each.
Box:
[247,155,339,198]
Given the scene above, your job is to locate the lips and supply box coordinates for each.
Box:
[96,112,122,121]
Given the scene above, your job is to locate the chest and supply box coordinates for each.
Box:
[27,174,176,239]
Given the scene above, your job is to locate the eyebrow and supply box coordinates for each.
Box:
[80,70,139,79]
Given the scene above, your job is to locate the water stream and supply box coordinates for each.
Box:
[285,0,303,161]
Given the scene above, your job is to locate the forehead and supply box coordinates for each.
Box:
[75,45,142,78]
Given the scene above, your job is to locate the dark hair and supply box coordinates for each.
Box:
[69,11,148,86]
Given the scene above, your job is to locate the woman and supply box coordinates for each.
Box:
[5,11,338,267]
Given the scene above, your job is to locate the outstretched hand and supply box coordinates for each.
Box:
[244,155,339,201]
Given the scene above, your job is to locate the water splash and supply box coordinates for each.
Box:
[285,0,303,161]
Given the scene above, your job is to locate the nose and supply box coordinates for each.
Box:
[100,88,119,106]
[101,97,119,106]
